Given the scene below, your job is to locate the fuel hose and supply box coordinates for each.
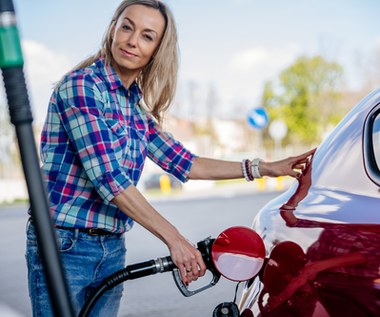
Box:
[0,1,75,316]
[78,256,175,317]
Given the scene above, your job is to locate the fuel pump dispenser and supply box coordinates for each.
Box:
[0,0,74,315]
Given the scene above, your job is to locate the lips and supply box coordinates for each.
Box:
[120,48,138,57]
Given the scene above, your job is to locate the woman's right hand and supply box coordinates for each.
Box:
[168,236,207,285]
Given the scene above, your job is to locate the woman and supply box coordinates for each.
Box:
[26,0,314,316]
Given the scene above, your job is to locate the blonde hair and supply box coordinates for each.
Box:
[67,0,178,123]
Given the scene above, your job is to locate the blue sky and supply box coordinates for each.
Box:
[5,0,380,123]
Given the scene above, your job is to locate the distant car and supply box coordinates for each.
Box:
[143,173,183,191]
[237,89,380,317]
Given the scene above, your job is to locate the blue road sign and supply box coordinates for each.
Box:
[247,107,269,130]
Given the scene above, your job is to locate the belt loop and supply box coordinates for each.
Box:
[73,228,79,239]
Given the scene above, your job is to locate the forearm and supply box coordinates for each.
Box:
[188,150,315,180]
[188,157,243,180]
[111,184,207,283]
[112,185,181,248]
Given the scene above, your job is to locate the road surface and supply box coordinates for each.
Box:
[0,189,280,317]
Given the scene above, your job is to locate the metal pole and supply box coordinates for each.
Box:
[0,1,75,316]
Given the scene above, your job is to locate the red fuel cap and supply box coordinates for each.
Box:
[211,226,266,281]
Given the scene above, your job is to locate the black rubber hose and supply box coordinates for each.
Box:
[78,257,175,317]
[78,268,131,317]
[2,66,32,124]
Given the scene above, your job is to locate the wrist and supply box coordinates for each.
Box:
[164,228,185,249]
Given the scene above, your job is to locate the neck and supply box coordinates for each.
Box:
[111,61,139,88]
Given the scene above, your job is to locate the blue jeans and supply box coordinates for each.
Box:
[26,221,126,317]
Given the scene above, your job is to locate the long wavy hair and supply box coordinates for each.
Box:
[66,0,178,123]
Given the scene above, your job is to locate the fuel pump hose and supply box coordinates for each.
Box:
[78,256,174,317]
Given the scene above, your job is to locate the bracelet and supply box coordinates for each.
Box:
[245,159,254,181]
[241,159,254,182]
[251,158,263,178]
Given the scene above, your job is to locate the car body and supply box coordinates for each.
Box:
[237,88,380,316]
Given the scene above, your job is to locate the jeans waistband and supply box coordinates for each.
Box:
[28,217,118,236]
[55,226,113,236]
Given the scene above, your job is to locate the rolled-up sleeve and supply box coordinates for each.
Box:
[147,117,196,182]
[56,74,132,202]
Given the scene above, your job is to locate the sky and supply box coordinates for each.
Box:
[2,0,380,124]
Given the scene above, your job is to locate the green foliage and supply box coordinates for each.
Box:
[262,55,344,145]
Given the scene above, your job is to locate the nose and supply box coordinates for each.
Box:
[127,31,138,47]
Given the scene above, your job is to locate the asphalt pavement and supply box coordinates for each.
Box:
[0,181,285,316]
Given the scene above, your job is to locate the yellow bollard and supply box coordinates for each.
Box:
[275,176,284,191]
[159,174,171,194]
[257,178,266,191]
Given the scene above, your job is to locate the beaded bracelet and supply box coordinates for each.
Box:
[245,159,254,181]
[241,159,254,182]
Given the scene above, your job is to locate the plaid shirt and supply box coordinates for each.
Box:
[40,58,195,233]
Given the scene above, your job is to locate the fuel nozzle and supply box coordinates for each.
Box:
[172,236,221,297]
[198,236,217,273]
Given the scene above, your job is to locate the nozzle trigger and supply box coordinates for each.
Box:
[172,268,220,297]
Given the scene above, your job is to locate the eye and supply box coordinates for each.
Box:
[143,34,154,41]
[122,24,132,31]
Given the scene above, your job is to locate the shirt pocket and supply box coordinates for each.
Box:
[103,99,129,137]
[105,118,129,137]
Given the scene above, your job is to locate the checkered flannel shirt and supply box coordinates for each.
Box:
[40,58,195,233]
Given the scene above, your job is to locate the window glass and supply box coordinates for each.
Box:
[373,114,380,169]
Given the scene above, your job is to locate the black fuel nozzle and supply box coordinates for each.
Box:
[198,236,217,273]
[172,236,221,297]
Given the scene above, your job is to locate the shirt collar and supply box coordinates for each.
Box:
[95,57,142,103]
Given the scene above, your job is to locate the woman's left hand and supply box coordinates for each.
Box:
[259,148,316,178]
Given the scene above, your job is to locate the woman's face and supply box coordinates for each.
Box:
[111,4,165,82]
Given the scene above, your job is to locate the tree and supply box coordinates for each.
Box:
[262,56,344,145]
